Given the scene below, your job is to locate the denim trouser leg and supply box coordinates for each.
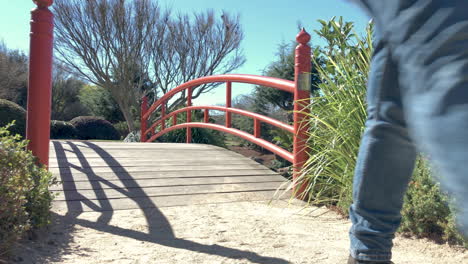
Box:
[351,0,468,261]
[349,37,417,262]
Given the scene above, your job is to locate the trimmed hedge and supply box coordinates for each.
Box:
[50,120,77,139]
[0,99,26,138]
[70,116,120,140]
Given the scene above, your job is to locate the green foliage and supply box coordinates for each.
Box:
[0,123,56,257]
[114,121,141,139]
[155,110,226,147]
[70,116,120,140]
[296,17,466,246]
[400,159,467,246]
[78,85,125,123]
[0,43,28,108]
[253,42,323,117]
[50,120,77,139]
[0,99,26,138]
[296,17,372,208]
[51,73,89,121]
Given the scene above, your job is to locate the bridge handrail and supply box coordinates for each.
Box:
[142,74,295,120]
[147,122,294,162]
[144,105,294,137]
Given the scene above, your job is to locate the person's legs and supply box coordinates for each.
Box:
[391,0,468,238]
[349,0,468,262]
[348,31,418,262]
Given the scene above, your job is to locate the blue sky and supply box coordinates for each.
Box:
[0,0,369,105]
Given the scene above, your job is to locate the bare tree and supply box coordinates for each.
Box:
[151,11,245,110]
[0,42,28,107]
[53,0,245,131]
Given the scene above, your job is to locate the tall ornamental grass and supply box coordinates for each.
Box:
[292,17,466,246]
[294,17,371,209]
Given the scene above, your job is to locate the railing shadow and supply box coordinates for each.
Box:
[34,141,290,264]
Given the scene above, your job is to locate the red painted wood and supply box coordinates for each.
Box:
[254,119,261,138]
[148,123,294,162]
[140,96,148,142]
[161,103,166,131]
[204,109,209,123]
[26,1,54,167]
[293,28,312,199]
[143,74,294,120]
[226,82,232,128]
[186,87,192,143]
[173,114,177,126]
[145,105,293,136]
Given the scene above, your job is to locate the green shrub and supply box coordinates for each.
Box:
[158,127,226,148]
[0,99,26,138]
[114,121,141,139]
[400,158,467,246]
[0,123,57,257]
[154,110,226,147]
[78,85,125,123]
[50,120,77,139]
[70,116,120,140]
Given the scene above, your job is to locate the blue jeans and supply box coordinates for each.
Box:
[350,0,468,261]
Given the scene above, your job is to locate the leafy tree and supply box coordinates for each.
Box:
[53,0,245,132]
[253,42,323,122]
[51,64,89,121]
[78,85,124,123]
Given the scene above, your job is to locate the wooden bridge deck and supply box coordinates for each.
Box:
[49,141,291,212]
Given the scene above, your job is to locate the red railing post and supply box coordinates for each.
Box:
[186,87,192,143]
[226,82,232,128]
[293,28,311,199]
[173,114,177,126]
[26,0,54,168]
[204,109,209,123]
[254,119,261,138]
[161,103,166,131]
[140,96,148,142]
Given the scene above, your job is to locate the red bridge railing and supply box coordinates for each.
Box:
[141,29,312,196]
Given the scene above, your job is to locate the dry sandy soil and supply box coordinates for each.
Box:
[11,200,467,264]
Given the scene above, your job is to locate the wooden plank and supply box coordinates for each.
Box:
[50,141,226,150]
[48,158,259,168]
[49,164,268,174]
[49,151,246,159]
[50,175,287,191]
[54,182,287,201]
[54,169,280,181]
[52,190,292,212]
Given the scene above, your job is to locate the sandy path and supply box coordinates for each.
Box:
[13,200,467,264]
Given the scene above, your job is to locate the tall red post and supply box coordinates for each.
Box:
[140,96,148,142]
[26,0,54,167]
[293,29,311,199]
[186,87,192,143]
[226,82,232,128]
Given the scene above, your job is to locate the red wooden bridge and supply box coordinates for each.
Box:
[26,1,312,211]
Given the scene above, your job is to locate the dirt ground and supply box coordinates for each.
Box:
[12,200,467,264]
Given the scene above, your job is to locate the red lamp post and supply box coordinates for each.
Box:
[26,0,54,167]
